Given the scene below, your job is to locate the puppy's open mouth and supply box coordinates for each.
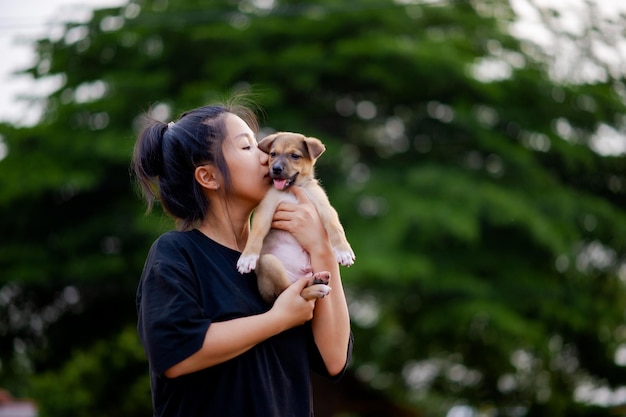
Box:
[272,173,298,190]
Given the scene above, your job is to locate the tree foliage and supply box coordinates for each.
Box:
[1,0,626,416]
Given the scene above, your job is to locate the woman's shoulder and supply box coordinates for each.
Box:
[154,229,193,243]
[142,231,208,277]
[149,229,240,266]
[149,230,201,254]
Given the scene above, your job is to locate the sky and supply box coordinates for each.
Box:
[0,0,125,125]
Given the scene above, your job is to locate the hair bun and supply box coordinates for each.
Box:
[138,123,168,178]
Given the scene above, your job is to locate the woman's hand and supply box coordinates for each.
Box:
[271,186,329,254]
[270,277,317,328]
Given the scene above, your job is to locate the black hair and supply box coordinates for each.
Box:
[131,101,259,230]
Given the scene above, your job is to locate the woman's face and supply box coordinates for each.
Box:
[222,113,271,206]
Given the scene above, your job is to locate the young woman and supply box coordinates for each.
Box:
[132,101,352,416]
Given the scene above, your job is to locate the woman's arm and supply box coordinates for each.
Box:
[164,276,316,378]
[308,240,351,376]
[272,186,351,376]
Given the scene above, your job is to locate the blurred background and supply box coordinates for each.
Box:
[1,0,626,416]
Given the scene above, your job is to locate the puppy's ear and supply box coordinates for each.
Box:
[304,137,326,160]
[258,133,279,153]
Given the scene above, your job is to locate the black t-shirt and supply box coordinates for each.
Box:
[136,229,351,417]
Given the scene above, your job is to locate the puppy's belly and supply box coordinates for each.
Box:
[262,229,312,283]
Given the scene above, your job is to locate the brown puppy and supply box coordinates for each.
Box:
[237,132,355,303]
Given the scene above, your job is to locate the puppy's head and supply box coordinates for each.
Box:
[258,132,325,191]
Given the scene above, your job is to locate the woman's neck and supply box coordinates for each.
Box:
[197,202,251,252]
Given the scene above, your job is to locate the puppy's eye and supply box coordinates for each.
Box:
[243,146,251,150]
[291,153,301,160]
[269,152,276,157]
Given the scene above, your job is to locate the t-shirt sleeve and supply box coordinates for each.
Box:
[137,234,211,376]
[308,326,354,382]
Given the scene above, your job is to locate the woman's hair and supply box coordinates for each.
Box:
[131,100,259,230]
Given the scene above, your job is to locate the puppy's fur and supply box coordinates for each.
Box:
[237,132,355,303]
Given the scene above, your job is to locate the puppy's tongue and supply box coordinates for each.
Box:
[273,179,288,190]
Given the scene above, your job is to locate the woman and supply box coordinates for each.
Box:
[132,100,352,417]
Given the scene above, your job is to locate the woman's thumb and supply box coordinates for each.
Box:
[290,185,310,203]
[294,276,311,290]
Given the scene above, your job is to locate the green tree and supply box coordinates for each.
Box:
[1,0,625,416]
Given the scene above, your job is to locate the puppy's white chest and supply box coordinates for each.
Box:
[270,189,298,204]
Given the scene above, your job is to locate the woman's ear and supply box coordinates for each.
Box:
[195,165,221,190]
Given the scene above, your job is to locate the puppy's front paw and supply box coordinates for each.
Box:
[237,254,259,274]
[333,247,355,267]
[302,285,331,300]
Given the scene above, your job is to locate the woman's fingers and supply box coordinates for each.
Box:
[290,185,311,204]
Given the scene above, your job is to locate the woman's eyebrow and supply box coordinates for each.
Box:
[233,133,257,145]
[232,132,253,141]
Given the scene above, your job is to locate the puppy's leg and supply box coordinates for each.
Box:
[325,207,355,266]
[237,194,280,274]
[300,271,331,300]
[306,186,355,266]
[256,254,291,303]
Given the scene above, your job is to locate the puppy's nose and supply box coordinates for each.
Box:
[272,165,283,175]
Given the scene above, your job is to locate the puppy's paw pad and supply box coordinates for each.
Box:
[310,271,331,286]
[333,248,355,266]
[236,254,259,274]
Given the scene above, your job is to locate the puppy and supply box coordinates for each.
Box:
[236,132,355,303]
